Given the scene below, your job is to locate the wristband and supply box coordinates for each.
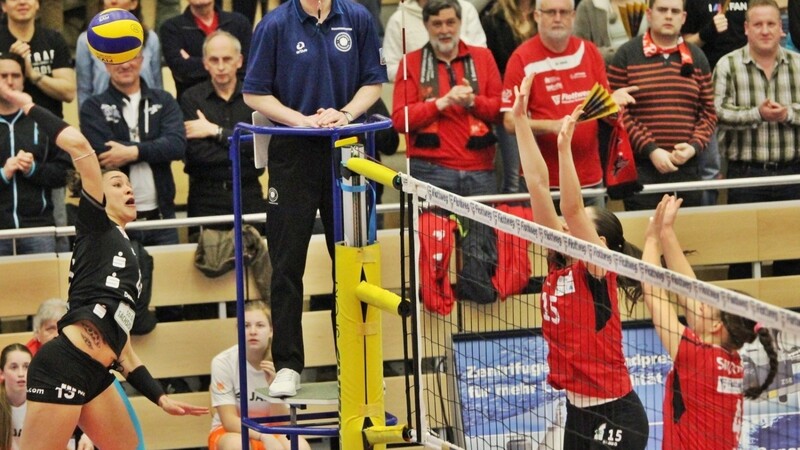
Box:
[72,151,95,162]
[126,365,166,405]
[26,105,69,141]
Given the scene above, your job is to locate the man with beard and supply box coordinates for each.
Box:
[501,0,636,207]
[392,0,503,305]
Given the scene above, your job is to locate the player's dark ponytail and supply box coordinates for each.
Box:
[591,207,643,312]
[720,311,780,399]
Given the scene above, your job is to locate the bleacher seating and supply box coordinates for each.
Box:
[0,202,798,448]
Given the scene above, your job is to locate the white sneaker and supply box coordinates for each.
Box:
[269,368,301,397]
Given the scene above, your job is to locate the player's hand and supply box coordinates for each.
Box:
[611,86,638,107]
[98,141,138,169]
[650,148,678,174]
[646,195,670,243]
[0,79,33,110]
[660,195,683,230]
[670,143,696,166]
[557,105,582,151]
[512,74,533,119]
[158,395,210,416]
[261,360,276,384]
[713,10,728,33]
[184,110,217,139]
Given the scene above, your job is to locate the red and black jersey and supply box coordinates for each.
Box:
[502,35,608,188]
[663,327,744,450]
[541,260,632,398]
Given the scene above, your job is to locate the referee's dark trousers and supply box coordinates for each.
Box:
[266,136,336,375]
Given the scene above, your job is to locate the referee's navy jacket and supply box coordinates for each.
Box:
[79,80,186,219]
[0,110,70,229]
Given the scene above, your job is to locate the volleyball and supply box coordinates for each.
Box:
[86,8,143,65]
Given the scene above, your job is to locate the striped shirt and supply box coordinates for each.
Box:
[608,38,716,159]
[713,46,800,163]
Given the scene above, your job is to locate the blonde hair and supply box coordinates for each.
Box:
[491,0,537,43]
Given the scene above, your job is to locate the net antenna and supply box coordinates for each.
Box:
[400,0,411,175]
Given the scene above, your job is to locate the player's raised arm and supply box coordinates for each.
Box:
[0,80,102,202]
[642,195,685,359]
[516,75,560,232]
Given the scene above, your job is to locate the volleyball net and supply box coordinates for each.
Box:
[356,162,800,450]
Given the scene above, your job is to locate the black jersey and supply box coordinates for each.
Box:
[58,191,141,356]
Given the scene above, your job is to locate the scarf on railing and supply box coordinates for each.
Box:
[642,31,694,77]
[415,43,496,150]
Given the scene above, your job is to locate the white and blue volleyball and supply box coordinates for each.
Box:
[87,8,143,65]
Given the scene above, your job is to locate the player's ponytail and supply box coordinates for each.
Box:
[591,207,643,311]
[744,326,779,400]
[720,311,780,399]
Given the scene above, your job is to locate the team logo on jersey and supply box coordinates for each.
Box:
[717,376,743,394]
[551,95,561,105]
[554,271,575,296]
[296,41,307,55]
[268,187,279,205]
[334,32,352,52]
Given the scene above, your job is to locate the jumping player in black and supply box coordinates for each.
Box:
[0,78,208,450]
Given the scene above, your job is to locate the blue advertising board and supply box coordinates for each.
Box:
[451,324,800,449]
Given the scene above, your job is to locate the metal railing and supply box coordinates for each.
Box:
[1,174,798,243]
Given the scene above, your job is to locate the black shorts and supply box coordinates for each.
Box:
[27,336,115,405]
[564,390,650,450]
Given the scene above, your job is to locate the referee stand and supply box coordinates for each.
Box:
[229,116,413,449]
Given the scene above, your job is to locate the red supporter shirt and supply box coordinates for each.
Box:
[541,260,633,398]
[663,327,744,450]
[392,41,502,171]
[502,36,608,188]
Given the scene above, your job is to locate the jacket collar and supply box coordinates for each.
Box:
[198,79,244,103]
[591,0,613,13]
[106,78,153,103]
[182,5,233,25]
[292,0,343,24]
